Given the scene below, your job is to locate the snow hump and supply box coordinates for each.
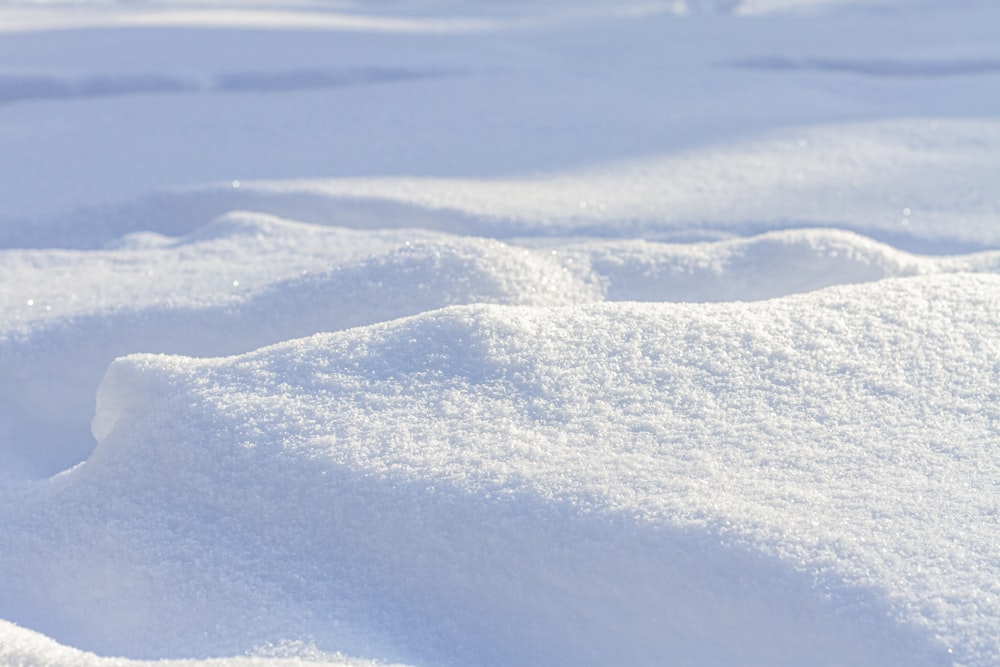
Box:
[3,273,995,665]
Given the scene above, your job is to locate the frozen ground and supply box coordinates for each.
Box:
[1,0,999,666]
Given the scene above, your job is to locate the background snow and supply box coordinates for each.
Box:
[1,0,999,665]
[1,0,998,246]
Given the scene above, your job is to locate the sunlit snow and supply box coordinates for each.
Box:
[1,0,998,666]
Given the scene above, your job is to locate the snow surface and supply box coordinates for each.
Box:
[1,0,999,665]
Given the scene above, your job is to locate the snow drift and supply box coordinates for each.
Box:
[4,218,998,486]
[3,274,999,666]
[2,0,1000,664]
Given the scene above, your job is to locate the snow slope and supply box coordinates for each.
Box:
[1,0,999,665]
[4,274,1000,666]
[4,219,999,486]
[1,0,998,249]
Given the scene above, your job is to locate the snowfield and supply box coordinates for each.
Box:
[1,0,999,666]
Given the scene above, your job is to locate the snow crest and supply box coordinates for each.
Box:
[3,220,998,485]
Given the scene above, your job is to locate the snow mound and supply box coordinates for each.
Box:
[553,227,1000,301]
[3,273,997,665]
[0,214,593,485]
[0,619,404,667]
[4,219,998,487]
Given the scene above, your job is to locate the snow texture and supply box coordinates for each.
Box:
[1,0,999,665]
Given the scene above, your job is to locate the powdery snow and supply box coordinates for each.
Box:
[0,619,402,667]
[3,220,998,485]
[1,0,999,665]
[4,274,999,665]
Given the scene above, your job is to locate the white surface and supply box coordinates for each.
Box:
[0,0,999,665]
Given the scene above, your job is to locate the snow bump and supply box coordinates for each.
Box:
[4,273,995,665]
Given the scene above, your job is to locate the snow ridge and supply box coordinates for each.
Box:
[3,219,998,485]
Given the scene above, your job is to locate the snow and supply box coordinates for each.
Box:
[6,274,1000,665]
[1,0,999,665]
[0,619,398,667]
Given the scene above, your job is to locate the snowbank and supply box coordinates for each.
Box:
[3,274,998,665]
[4,218,998,486]
[0,619,401,667]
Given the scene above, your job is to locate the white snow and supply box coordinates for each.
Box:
[0,619,399,667]
[1,0,999,665]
